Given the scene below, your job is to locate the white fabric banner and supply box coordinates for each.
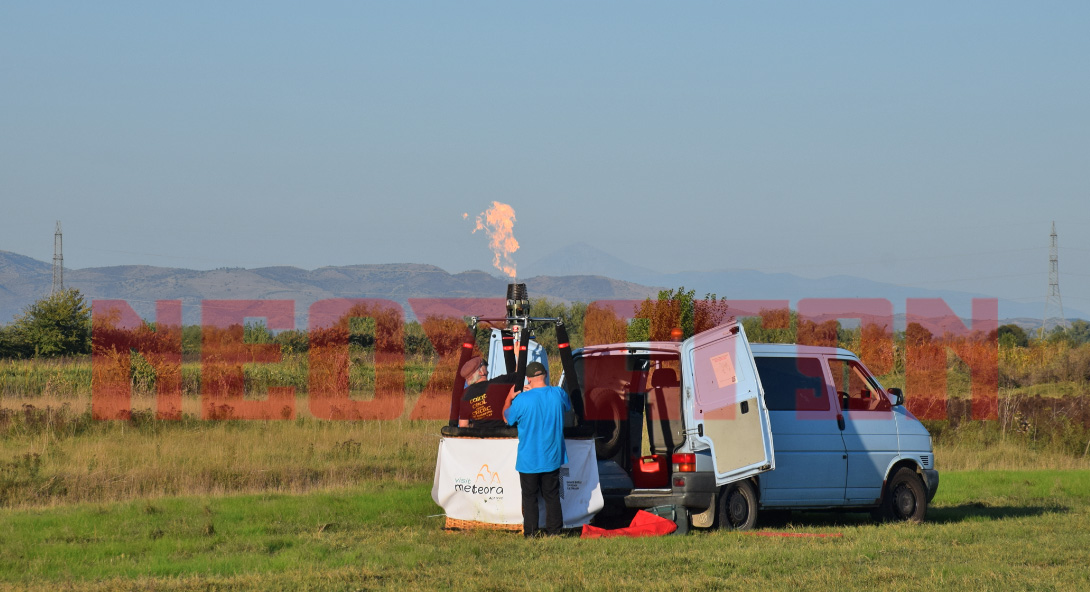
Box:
[432,437,603,527]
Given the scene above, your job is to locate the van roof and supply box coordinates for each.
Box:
[576,341,682,356]
[749,342,856,358]
[575,341,856,359]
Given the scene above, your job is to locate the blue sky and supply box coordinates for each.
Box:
[2,2,1088,312]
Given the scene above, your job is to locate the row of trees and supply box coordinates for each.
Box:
[998,321,1090,348]
[3,288,1090,361]
[0,289,91,358]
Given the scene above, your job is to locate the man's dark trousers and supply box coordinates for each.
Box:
[519,469,562,537]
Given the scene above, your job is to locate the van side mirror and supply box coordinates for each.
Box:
[888,387,905,407]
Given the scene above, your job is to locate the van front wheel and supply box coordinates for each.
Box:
[717,481,758,531]
[879,467,927,523]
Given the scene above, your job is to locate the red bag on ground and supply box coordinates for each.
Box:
[580,510,678,539]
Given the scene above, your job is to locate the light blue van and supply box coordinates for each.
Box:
[566,323,938,530]
[747,343,938,523]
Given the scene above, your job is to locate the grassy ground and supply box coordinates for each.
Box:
[3,398,1089,509]
[0,403,441,507]
[3,356,1090,590]
[0,471,1088,591]
[0,409,1088,592]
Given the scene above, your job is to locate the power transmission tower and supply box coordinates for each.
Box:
[51,221,64,295]
[1041,221,1067,338]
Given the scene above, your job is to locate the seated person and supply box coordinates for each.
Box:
[457,356,521,429]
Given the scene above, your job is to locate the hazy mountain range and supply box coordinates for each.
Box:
[0,249,658,326]
[0,245,1079,329]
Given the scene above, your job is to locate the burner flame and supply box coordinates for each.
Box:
[469,201,519,278]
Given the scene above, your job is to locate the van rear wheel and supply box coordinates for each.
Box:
[717,480,758,531]
[879,467,927,523]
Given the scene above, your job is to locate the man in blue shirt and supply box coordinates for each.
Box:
[503,361,572,537]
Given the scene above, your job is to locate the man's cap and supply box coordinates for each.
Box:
[525,361,546,377]
[460,356,485,379]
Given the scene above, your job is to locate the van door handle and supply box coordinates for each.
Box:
[837,414,845,431]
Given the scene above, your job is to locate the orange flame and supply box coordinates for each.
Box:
[470,201,519,278]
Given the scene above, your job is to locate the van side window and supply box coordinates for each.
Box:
[754,356,829,412]
[828,359,891,412]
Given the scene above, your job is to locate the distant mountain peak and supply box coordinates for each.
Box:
[0,250,51,275]
[522,242,659,282]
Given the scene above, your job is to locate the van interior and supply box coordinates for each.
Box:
[567,346,684,495]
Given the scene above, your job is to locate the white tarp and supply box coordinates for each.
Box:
[432,437,603,527]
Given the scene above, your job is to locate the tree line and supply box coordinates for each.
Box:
[3,287,1089,361]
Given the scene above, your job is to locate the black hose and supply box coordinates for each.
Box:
[513,324,531,392]
[448,324,477,427]
[501,329,516,374]
[555,322,584,419]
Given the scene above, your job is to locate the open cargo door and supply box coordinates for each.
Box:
[682,321,775,485]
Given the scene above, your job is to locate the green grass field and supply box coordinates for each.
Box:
[3,354,1090,591]
[1,471,1088,591]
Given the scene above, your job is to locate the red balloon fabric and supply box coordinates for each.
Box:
[580,510,678,539]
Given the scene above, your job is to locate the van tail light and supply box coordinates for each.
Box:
[672,453,696,473]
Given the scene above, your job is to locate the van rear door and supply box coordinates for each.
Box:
[682,322,775,486]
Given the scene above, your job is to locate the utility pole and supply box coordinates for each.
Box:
[1041,221,1066,338]
[51,221,64,295]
